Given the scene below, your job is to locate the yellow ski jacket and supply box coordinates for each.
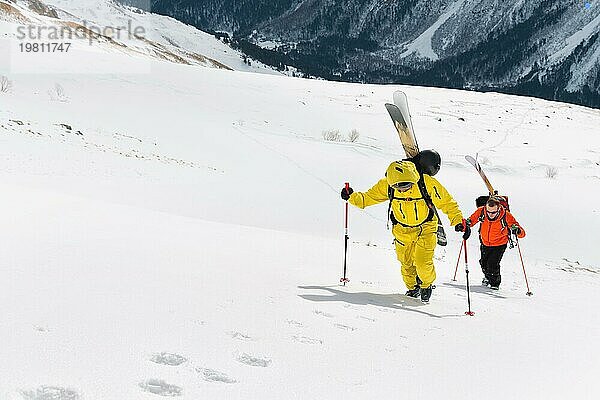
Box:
[349,175,463,227]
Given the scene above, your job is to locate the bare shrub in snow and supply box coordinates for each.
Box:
[322,129,342,142]
[545,166,558,179]
[48,83,68,102]
[348,128,360,142]
[0,75,12,93]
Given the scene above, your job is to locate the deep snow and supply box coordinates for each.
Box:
[1,1,600,399]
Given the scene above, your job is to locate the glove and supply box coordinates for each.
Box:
[510,224,521,235]
[341,186,354,201]
[462,224,471,240]
[455,222,471,240]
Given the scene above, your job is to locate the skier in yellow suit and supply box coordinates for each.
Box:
[341,158,469,303]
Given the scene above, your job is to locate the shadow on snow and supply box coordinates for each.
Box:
[298,285,464,319]
[442,282,507,298]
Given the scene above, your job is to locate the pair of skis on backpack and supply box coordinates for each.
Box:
[385,91,504,244]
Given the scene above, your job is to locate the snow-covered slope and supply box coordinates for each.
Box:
[1,0,278,73]
[45,0,280,73]
[1,2,600,400]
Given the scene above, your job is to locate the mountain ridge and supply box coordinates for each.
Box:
[146,0,600,108]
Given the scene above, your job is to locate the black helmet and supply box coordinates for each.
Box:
[417,150,441,176]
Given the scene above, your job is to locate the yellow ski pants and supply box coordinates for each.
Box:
[392,221,438,290]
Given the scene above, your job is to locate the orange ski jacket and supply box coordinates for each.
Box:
[467,206,525,247]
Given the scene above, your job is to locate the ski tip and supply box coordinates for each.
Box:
[465,155,477,165]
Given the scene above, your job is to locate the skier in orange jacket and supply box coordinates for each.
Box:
[458,196,525,290]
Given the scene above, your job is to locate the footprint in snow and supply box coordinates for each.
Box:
[20,386,80,400]
[236,353,272,368]
[292,335,323,345]
[196,368,237,384]
[139,379,182,397]
[150,352,187,366]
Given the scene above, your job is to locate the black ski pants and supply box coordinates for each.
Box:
[480,244,507,287]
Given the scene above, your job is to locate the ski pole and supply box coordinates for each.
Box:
[340,182,350,285]
[515,237,533,296]
[452,240,463,281]
[463,219,475,316]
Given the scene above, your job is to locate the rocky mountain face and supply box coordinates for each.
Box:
[145,0,599,108]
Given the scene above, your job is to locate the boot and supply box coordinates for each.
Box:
[420,286,433,303]
[405,286,421,298]
[489,275,501,290]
